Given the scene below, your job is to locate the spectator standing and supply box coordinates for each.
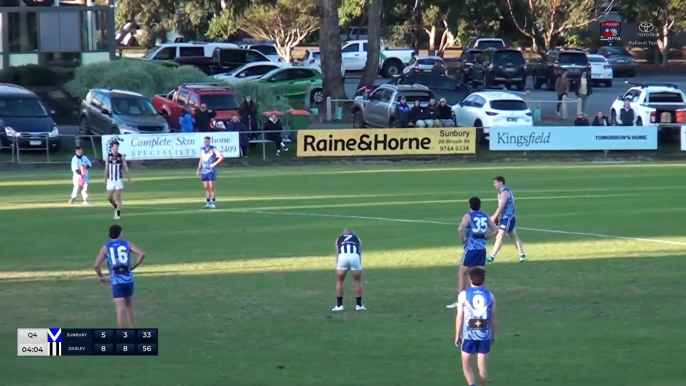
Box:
[592,111,610,126]
[262,114,289,156]
[618,99,635,126]
[239,96,259,139]
[179,105,195,132]
[437,98,454,127]
[410,100,425,127]
[432,61,446,75]
[574,112,590,126]
[555,72,569,117]
[194,103,216,132]
[226,116,249,157]
[422,99,441,127]
[576,72,592,114]
[394,96,411,127]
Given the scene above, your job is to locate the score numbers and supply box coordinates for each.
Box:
[17,328,158,356]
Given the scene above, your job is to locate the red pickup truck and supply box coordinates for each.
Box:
[152,83,241,131]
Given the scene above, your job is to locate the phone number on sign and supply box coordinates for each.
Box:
[440,146,471,152]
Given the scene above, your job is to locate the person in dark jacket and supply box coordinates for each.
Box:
[574,112,590,126]
[618,99,635,126]
[437,98,454,127]
[226,116,249,157]
[178,105,194,133]
[432,61,446,75]
[262,114,288,156]
[394,96,411,127]
[193,103,216,132]
[239,96,259,139]
[592,111,610,126]
[420,99,441,127]
[409,100,424,126]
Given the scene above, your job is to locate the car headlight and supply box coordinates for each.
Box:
[4,126,19,137]
[214,120,225,129]
[49,127,59,137]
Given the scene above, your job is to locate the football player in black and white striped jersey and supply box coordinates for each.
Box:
[332,228,366,312]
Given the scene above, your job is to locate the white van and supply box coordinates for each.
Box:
[141,42,239,61]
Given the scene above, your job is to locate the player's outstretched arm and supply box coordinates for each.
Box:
[93,246,108,284]
[129,243,147,270]
[195,158,202,177]
[122,155,132,182]
[458,214,470,244]
[485,219,498,240]
[490,295,497,343]
[455,292,465,346]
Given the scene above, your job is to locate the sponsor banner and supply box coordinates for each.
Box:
[489,126,658,151]
[297,128,476,157]
[100,132,240,160]
[681,126,686,151]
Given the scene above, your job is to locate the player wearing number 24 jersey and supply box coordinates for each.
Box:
[455,268,497,386]
[94,224,147,328]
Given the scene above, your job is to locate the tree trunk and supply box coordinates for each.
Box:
[657,29,670,65]
[320,0,347,99]
[425,26,436,55]
[357,0,382,89]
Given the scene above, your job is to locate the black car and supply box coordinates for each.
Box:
[470,48,527,90]
[0,84,60,152]
[389,73,472,106]
[455,49,483,83]
[593,46,636,77]
[175,48,270,75]
[533,49,591,91]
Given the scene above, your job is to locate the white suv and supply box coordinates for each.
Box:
[452,91,533,143]
[142,42,238,61]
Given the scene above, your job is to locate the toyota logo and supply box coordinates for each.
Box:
[638,22,654,33]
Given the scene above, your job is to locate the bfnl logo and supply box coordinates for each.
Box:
[600,21,621,44]
[107,136,124,154]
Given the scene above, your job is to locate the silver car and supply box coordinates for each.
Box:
[351,84,434,128]
[79,89,169,135]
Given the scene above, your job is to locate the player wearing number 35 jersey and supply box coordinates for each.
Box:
[447,197,497,309]
[455,268,497,386]
[94,224,147,328]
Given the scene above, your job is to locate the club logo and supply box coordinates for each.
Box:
[106,136,124,155]
[600,21,621,44]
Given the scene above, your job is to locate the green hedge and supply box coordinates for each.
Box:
[0,65,75,87]
[65,59,290,113]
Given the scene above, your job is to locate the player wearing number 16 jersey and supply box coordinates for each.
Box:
[94,224,147,328]
[455,268,497,386]
[447,197,497,309]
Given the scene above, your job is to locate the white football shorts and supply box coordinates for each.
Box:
[336,253,362,271]
[106,180,124,191]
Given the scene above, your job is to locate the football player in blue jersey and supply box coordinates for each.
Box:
[447,197,497,309]
[94,225,147,328]
[196,136,225,209]
[455,267,497,386]
[488,176,526,263]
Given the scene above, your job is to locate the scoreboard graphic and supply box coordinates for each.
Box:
[17,328,158,356]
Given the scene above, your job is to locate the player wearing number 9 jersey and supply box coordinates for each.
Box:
[94,224,147,328]
[447,197,497,309]
[455,268,496,386]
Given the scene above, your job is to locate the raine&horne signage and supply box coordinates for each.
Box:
[489,126,658,151]
[101,132,241,160]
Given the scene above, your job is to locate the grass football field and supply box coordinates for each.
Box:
[2,163,686,386]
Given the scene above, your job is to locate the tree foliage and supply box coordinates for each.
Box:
[237,0,319,62]
[505,0,613,56]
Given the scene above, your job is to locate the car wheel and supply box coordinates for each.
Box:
[636,117,643,126]
[546,76,555,91]
[382,60,403,78]
[533,75,543,89]
[310,88,324,104]
[604,80,612,87]
[111,126,120,135]
[610,109,617,125]
[79,117,92,136]
[474,119,487,144]
[353,111,366,128]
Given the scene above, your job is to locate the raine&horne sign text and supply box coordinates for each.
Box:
[101,132,240,160]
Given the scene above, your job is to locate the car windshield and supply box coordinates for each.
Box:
[464,51,482,62]
[489,99,528,110]
[559,53,588,64]
[401,91,433,104]
[604,47,631,56]
[647,92,684,103]
[252,45,278,56]
[589,56,607,63]
[142,47,161,60]
[0,97,49,117]
[201,94,240,110]
[112,97,157,115]
[417,58,441,65]
[475,40,505,49]
[493,51,525,65]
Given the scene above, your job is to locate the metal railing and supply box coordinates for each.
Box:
[325,97,356,121]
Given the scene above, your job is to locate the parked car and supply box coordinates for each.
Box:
[341,39,416,77]
[255,67,324,104]
[587,54,613,87]
[152,83,240,131]
[403,56,445,74]
[79,89,169,136]
[141,41,239,61]
[532,49,591,91]
[592,46,636,77]
[391,73,472,106]
[175,48,271,75]
[351,84,434,128]
[452,91,533,143]
[297,49,345,79]
[0,84,60,152]
[455,49,483,83]
[341,27,368,41]
[214,62,291,82]
[239,43,281,62]
[470,48,527,90]
[467,37,506,49]
[609,82,686,130]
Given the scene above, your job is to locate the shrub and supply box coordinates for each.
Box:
[0,64,75,87]
[65,59,291,113]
